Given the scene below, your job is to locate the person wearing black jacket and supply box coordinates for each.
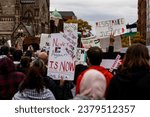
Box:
[106,43,150,100]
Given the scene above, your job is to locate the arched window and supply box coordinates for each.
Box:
[23,10,33,26]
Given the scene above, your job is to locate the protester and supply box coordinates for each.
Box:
[0,46,9,56]
[74,69,106,100]
[17,56,32,74]
[24,50,34,59]
[12,59,55,100]
[106,43,150,99]
[0,55,25,99]
[13,49,23,69]
[0,45,13,60]
[37,51,74,100]
[103,34,125,59]
[76,46,113,95]
[38,51,48,65]
[9,47,16,60]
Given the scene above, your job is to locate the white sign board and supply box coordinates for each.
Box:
[47,33,76,81]
[76,48,87,65]
[81,36,101,49]
[40,33,50,51]
[96,18,127,38]
[100,35,122,52]
[64,23,78,46]
[101,59,121,70]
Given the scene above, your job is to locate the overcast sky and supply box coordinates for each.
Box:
[50,0,138,30]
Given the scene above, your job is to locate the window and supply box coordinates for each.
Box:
[20,0,35,4]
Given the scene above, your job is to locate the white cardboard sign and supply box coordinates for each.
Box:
[47,33,76,81]
[96,18,127,38]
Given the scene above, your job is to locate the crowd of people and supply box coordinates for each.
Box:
[0,34,150,100]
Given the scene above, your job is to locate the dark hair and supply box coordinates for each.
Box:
[74,64,88,85]
[19,59,46,93]
[9,47,16,55]
[20,56,32,68]
[120,43,150,72]
[24,50,33,58]
[87,46,103,65]
[13,50,23,61]
[1,46,9,55]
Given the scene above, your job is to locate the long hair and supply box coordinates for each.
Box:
[19,59,46,93]
[120,43,150,72]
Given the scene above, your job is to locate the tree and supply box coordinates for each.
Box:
[65,19,92,37]
[121,32,146,47]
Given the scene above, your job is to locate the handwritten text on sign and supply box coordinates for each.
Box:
[64,23,78,42]
[96,18,127,38]
[47,33,76,81]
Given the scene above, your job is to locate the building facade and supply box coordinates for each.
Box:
[138,0,146,42]
[0,0,49,46]
[138,0,150,45]
[146,0,150,45]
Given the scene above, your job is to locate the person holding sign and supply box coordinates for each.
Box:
[76,46,113,97]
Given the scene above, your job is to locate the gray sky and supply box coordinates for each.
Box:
[50,0,138,30]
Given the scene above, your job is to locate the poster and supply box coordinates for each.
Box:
[64,23,78,46]
[40,33,51,52]
[100,35,122,52]
[47,33,76,81]
[81,36,101,49]
[96,18,127,38]
[76,48,87,65]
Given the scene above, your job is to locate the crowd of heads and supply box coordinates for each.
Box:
[0,42,150,100]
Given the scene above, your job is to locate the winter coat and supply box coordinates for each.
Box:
[44,77,73,100]
[12,88,55,100]
[106,69,150,100]
[0,56,25,99]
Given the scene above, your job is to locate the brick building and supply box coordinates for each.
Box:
[0,0,49,46]
[146,0,150,45]
[138,0,146,41]
[138,0,150,45]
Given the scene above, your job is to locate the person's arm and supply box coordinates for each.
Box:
[108,33,115,53]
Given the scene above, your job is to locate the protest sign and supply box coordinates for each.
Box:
[100,35,122,52]
[81,36,101,49]
[76,48,87,65]
[96,18,127,38]
[40,33,51,52]
[109,54,121,72]
[101,59,121,70]
[64,23,78,46]
[47,33,76,81]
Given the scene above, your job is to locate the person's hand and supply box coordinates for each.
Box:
[60,77,65,87]
[110,33,115,43]
[109,33,115,46]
